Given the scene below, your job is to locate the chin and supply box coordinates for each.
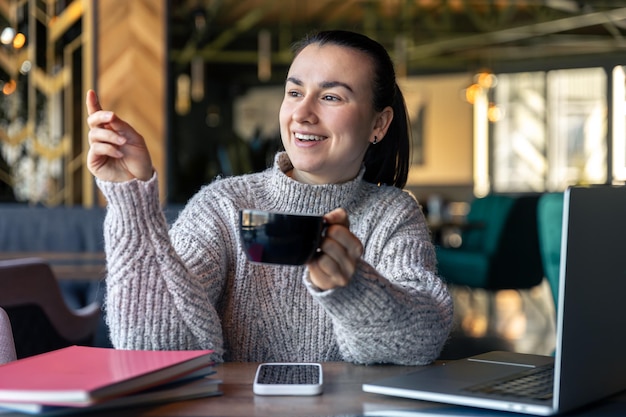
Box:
[289,154,318,169]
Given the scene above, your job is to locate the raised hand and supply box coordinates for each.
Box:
[86,90,153,182]
[307,208,364,290]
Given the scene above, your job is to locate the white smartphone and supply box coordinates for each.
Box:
[253,362,323,396]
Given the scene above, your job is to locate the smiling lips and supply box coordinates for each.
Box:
[295,132,325,142]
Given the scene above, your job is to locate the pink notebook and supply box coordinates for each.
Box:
[0,345,214,407]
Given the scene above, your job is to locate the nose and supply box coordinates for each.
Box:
[292,95,318,124]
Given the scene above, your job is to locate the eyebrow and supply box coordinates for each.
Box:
[286,77,354,93]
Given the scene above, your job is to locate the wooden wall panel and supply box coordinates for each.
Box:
[95,0,167,201]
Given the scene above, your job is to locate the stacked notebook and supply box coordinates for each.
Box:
[0,345,221,415]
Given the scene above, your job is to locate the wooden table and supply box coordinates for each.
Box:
[0,252,105,281]
[84,361,626,417]
[85,362,444,417]
[2,361,625,416]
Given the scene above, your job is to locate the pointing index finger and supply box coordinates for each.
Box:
[86,89,102,116]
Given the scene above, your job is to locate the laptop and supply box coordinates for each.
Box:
[363,185,626,415]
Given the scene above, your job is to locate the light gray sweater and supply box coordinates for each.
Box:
[97,152,453,365]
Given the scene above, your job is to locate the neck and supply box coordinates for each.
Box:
[287,168,360,186]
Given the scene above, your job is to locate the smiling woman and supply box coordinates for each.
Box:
[86,29,453,366]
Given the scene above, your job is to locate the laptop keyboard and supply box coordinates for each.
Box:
[464,364,554,401]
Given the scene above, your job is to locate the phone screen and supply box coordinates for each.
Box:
[256,364,320,385]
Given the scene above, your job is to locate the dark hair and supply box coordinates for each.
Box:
[292,30,411,189]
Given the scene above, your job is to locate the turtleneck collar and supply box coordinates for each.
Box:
[253,152,367,216]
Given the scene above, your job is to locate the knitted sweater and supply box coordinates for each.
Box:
[97,152,453,365]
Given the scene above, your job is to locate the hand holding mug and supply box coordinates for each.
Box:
[86,90,154,183]
[307,208,364,290]
[239,208,363,290]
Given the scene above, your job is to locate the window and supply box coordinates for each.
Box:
[490,68,607,192]
[612,66,626,182]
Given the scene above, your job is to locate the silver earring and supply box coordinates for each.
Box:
[372,136,378,145]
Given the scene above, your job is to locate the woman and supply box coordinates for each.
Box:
[86,30,453,365]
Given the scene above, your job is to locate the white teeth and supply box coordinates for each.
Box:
[295,133,324,141]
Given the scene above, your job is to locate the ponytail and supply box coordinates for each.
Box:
[363,84,410,188]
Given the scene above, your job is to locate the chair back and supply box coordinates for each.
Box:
[461,195,516,255]
[537,192,564,311]
[437,194,544,290]
[0,258,100,359]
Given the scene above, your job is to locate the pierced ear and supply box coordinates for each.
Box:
[373,106,393,143]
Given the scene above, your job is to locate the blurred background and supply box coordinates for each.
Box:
[2,0,626,207]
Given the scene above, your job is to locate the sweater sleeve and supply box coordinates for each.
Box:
[97,175,225,361]
[304,196,453,365]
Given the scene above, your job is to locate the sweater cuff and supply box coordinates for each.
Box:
[306,259,395,320]
[95,173,165,238]
[96,172,160,209]
[302,269,335,294]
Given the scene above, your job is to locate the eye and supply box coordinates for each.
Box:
[322,94,340,102]
[286,89,302,98]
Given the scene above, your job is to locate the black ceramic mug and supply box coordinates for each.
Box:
[239,209,327,265]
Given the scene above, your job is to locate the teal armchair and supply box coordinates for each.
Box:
[536,192,564,312]
[436,194,544,290]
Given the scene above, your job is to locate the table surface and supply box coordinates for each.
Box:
[91,362,423,417]
[84,361,626,417]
